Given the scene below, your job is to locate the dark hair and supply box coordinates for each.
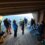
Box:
[31,19,35,25]
[13,20,16,23]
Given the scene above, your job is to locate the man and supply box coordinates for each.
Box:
[13,20,18,37]
[8,19,11,34]
[21,20,24,35]
[3,18,9,33]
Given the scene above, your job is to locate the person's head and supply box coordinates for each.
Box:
[13,20,16,23]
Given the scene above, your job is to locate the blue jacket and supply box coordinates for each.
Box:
[13,23,18,30]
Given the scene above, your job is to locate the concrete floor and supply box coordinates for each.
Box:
[0,26,41,45]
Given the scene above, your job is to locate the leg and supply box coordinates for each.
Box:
[6,28,8,34]
[14,30,15,37]
[8,27,11,34]
[15,30,17,37]
[22,29,24,35]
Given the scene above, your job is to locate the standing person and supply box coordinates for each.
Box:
[38,21,45,41]
[21,20,24,35]
[30,19,36,33]
[8,19,12,34]
[3,18,9,33]
[24,18,28,26]
[13,20,18,37]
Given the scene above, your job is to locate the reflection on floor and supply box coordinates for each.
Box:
[0,27,41,45]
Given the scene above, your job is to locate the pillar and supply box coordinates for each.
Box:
[37,10,44,23]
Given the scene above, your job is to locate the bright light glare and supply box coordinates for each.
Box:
[3,13,34,21]
[17,13,33,21]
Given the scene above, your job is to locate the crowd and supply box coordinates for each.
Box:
[0,18,25,38]
[29,19,45,42]
[0,18,45,42]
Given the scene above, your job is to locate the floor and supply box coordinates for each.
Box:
[0,26,41,45]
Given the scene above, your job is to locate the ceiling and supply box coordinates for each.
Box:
[0,0,45,15]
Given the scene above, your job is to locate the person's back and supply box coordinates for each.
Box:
[4,19,9,28]
[8,19,11,25]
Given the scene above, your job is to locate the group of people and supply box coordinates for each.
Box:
[0,17,45,41]
[0,18,25,37]
[29,19,45,41]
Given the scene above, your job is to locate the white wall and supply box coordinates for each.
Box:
[32,12,38,23]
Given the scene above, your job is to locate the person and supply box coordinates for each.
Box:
[30,19,36,26]
[8,19,12,34]
[24,18,28,26]
[3,18,10,33]
[13,20,18,37]
[29,19,36,34]
[38,21,45,41]
[21,20,24,35]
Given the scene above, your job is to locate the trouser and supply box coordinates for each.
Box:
[6,28,8,33]
[14,30,17,37]
[8,26,11,34]
[22,29,24,35]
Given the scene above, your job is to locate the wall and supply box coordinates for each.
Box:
[32,12,38,23]
[39,10,44,23]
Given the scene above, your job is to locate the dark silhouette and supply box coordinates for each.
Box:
[21,20,24,35]
[38,21,45,41]
[24,18,28,26]
[3,18,10,33]
[8,19,12,34]
[0,31,5,37]
[31,19,35,26]
[13,20,18,37]
[30,19,36,33]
